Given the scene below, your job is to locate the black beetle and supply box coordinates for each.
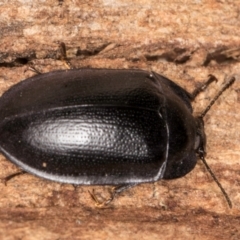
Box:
[0,68,234,206]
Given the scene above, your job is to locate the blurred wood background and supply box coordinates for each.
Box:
[0,0,240,239]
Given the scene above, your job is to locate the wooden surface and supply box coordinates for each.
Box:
[0,0,240,239]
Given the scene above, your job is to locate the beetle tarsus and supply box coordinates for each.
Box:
[89,184,137,207]
[1,171,26,186]
[59,42,74,69]
[29,65,42,75]
[89,189,113,208]
[191,74,217,100]
[200,76,236,118]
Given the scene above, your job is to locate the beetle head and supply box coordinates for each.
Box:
[194,117,206,159]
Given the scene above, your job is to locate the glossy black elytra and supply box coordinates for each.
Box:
[0,68,235,207]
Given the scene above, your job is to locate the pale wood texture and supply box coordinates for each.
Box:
[0,0,240,239]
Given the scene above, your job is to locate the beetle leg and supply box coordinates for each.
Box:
[59,42,74,69]
[190,74,217,100]
[200,76,235,118]
[108,184,138,204]
[1,170,26,186]
[27,42,73,74]
[28,65,42,75]
[89,184,137,207]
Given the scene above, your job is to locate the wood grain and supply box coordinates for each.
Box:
[0,0,240,239]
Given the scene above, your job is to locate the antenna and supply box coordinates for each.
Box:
[197,76,235,208]
[200,154,232,208]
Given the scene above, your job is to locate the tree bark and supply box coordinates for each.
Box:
[0,0,240,239]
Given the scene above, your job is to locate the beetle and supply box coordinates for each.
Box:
[0,68,234,206]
